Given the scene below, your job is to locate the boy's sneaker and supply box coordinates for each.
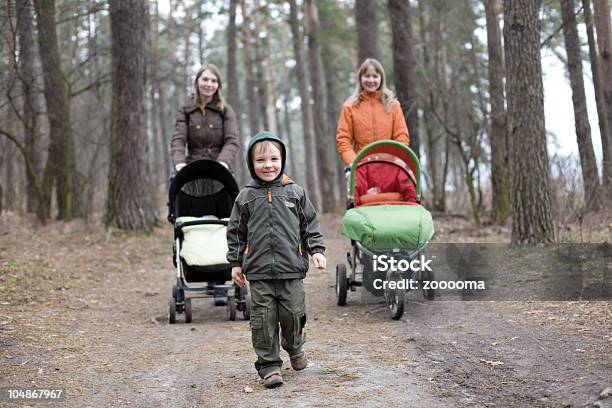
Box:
[263,371,284,388]
[290,351,308,371]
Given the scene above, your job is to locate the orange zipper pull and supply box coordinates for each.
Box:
[268,191,272,203]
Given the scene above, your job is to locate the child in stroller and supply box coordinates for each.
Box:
[167,159,249,323]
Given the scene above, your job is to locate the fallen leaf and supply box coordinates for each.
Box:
[480,359,504,366]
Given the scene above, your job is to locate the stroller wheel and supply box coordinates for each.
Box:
[336,264,348,306]
[385,271,405,320]
[227,298,237,321]
[168,298,177,324]
[184,298,192,323]
[242,293,251,320]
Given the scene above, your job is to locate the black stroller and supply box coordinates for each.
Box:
[167,159,249,323]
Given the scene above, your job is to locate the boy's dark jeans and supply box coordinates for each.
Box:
[249,278,307,378]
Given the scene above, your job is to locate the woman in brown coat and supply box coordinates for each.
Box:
[171,64,240,171]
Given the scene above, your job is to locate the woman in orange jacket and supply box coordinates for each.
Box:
[336,58,410,166]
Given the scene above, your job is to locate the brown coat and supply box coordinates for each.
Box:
[170,98,240,167]
[336,91,410,165]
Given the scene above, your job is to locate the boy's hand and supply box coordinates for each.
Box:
[231,266,246,287]
[312,253,326,269]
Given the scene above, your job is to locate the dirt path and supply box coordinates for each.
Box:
[1,214,610,407]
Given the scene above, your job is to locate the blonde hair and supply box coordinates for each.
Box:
[194,64,225,110]
[251,140,282,160]
[344,58,396,112]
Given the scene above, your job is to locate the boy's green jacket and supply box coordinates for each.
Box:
[226,131,325,280]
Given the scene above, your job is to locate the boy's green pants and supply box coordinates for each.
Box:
[249,279,306,378]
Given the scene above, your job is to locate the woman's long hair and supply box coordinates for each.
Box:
[194,64,226,110]
[344,58,396,112]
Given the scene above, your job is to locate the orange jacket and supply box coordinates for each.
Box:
[336,91,410,165]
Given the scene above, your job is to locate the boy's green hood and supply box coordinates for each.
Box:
[246,131,287,182]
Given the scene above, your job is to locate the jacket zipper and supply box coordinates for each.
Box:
[268,189,275,272]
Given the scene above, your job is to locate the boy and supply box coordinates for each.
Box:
[227,131,326,388]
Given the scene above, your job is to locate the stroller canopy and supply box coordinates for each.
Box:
[168,159,239,223]
[348,140,422,206]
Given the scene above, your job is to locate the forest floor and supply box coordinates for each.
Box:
[0,210,611,408]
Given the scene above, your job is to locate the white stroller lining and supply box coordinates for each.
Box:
[177,216,230,266]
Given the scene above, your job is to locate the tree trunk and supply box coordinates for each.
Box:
[17,0,41,214]
[484,0,510,224]
[388,0,420,159]
[253,0,269,132]
[503,0,554,243]
[583,0,611,189]
[560,0,600,210]
[319,0,344,207]
[2,123,16,211]
[355,0,380,63]
[420,0,448,212]
[305,0,336,212]
[417,0,438,207]
[197,5,204,64]
[241,0,261,137]
[106,0,157,230]
[149,0,162,186]
[280,22,298,180]
[263,17,279,137]
[226,0,247,185]
[288,0,320,208]
[180,5,192,105]
[34,0,74,221]
[593,0,612,194]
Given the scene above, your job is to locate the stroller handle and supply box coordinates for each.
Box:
[176,219,229,229]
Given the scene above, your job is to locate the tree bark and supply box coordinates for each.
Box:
[388,0,420,159]
[179,4,192,105]
[319,0,345,206]
[226,0,247,185]
[419,0,448,211]
[241,0,261,137]
[253,0,269,132]
[484,0,510,224]
[503,0,555,243]
[17,0,41,214]
[593,0,612,194]
[288,0,320,207]
[149,0,162,186]
[560,0,600,210]
[262,10,279,136]
[34,0,74,221]
[355,0,380,63]
[305,0,336,212]
[279,22,298,180]
[2,121,17,211]
[582,0,611,189]
[417,0,437,207]
[106,0,157,230]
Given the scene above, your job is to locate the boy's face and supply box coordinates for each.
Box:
[253,143,282,182]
